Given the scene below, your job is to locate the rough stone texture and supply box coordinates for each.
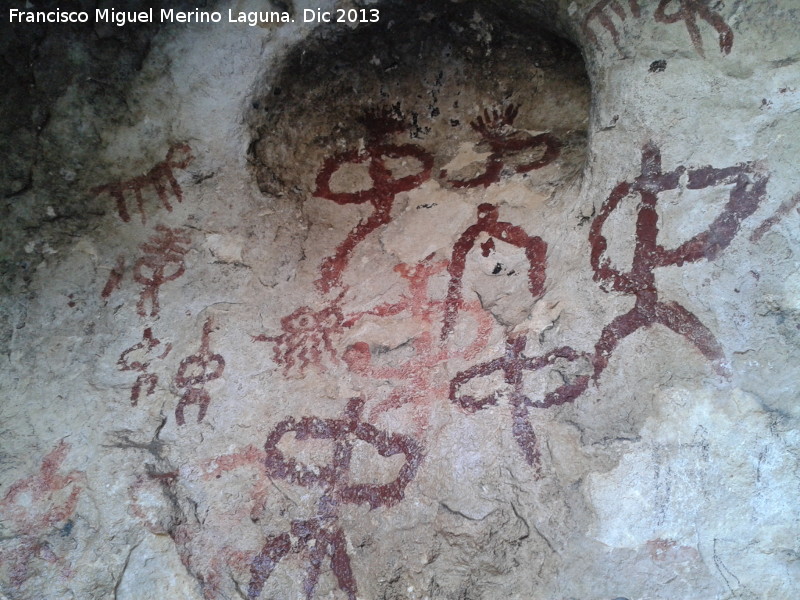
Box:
[1,0,799,599]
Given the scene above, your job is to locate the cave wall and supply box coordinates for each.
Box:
[1,1,799,599]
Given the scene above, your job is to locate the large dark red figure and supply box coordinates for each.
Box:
[589,142,768,380]
[248,397,422,599]
[313,108,434,293]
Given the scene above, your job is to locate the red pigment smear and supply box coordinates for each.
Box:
[250,396,422,599]
[441,103,560,188]
[174,317,225,425]
[91,143,193,224]
[101,255,125,300]
[449,336,591,471]
[589,142,767,380]
[118,327,172,406]
[313,107,433,293]
[655,0,733,57]
[582,0,641,50]
[133,225,191,318]
[750,191,800,242]
[442,203,547,339]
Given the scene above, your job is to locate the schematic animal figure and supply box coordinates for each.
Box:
[655,0,734,57]
[248,397,422,599]
[449,336,590,470]
[589,142,768,380]
[441,104,560,188]
[313,107,434,293]
[91,143,193,224]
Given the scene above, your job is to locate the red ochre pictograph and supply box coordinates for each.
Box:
[91,143,193,224]
[134,225,191,318]
[343,256,493,433]
[117,327,172,406]
[441,104,560,189]
[0,441,85,588]
[583,0,733,57]
[589,142,768,380]
[247,397,422,600]
[582,0,641,51]
[313,107,434,293]
[174,317,226,425]
[654,0,734,57]
[449,336,590,470]
[442,203,547,339]
[252,300,345,378]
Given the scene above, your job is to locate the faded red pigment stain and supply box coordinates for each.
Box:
[441,104,560,189]
[442,203,547,339]
[589,142,768,380]
[343,256,492,434]
[133,225,191,318]
[655,0,734,57]
[582,0,641,50]
[0,441,85,588]
[253,300,345,378]
[101,255,125,300]
[174,317,225,425]
[646,538,700,563]
[129,450,269,600]
[91,143,193,224]
[313,107,434,293]
[199,446,270,522]
[129,467,254,600]
[750,191,800,243]
[127,469,178,534]
[449,336,590,470]
[248,397,422,600]
[117,327,172,406]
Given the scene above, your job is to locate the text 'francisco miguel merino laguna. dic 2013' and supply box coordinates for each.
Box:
[8,7,381,26]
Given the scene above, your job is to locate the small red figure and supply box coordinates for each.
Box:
[174,317,226,425]
[441,104,560,188]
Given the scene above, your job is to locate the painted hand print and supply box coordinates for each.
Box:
[654,0,734,57]
[248,397,422,599]
[343,256,492,433]
[253,300,345,377]
[313,107,434,293]
[582,0,641,51]
[589,142,768,380]
[0,441,84,588]
[441,104,560,189]
[450,336,590,470]
[134,225,191,318]
[118,327,172,405]
[174,317,226,425]
[442,203,547,339]
[91,143,193,224]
